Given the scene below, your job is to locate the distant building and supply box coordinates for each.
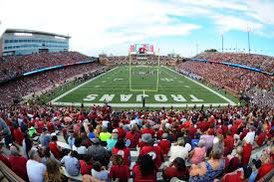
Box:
[0,29,70,56]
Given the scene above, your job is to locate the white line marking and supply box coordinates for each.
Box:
[164,66,236,106]
[50,67,119,103]
[95,85,100,88]
[51,102,232,108]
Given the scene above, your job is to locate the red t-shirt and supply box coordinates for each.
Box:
[256,163,274,180]
[140,146,162,168]
[79,160,92,175]
[112,147,131,166]
[9,155,28,180]
[158,139,171,155]
[256,133,266,146]
[49,142,61,159]
[126,131,140,148]
[116,128,127,139]
[242,143,252,165]
[13,128,24,145]
[224,135,234,153]
[132,165,156,182]
[109,165,130,182]
[141,128,155,136]
[164,167,189,180]
[222,171,243,182]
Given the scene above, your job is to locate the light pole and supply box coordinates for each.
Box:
[247,26,251,54]
[221,34,224,52]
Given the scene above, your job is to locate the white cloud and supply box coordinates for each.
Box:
[0,0,273,56]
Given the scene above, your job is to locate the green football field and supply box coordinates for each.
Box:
[51,66,238,108]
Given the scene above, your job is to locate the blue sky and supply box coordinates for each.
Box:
[0,0,274,57]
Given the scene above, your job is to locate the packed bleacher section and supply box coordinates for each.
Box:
[177,61,274,107]
[0,62,105,109]
[99,54,177,66]
[195,52,274,73]
[0,103,273,182]
[0,52,91,83]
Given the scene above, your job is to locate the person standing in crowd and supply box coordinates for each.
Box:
[98,127,111,145]
[26,149,47,182]
[91,161,109,181]
[0,117,12,147]
[132,154,157,182]
[169,137,192,162]
[242,139,252,165]
[221,165,252,182]
[49,135,62,160]
[189,139,206,165]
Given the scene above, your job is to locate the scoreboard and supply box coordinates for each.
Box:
[129,44,155,55]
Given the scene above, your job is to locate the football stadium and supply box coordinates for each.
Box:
[0,0,273,182]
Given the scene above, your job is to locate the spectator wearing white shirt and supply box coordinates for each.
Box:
[26,148,47,182]
[169,137,191,163]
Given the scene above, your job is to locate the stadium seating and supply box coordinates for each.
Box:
[195,52,274,73]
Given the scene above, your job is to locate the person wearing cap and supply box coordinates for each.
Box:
[8,145,28,180]
[139,134,162,169]
[26,148,47,182]
[39,127,51,147]
[158,133,171,156]
[87,138,110,167]
[221,165,252,182]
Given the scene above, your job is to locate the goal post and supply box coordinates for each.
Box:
[128,50,160,92]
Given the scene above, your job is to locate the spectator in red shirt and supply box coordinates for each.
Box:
[12,125,24,145]
[224,131,234,156]
[221,165,252,182]
[256,153,274,180]
[49,135,62,160]
[141,123,155,136]
[132,154,157,182]
[116,123,126,139]
[158,133,171,156]
[255,131,266,147]
[242,139,252,165]
[109,154,130,182]
[126,125,140,148]
[112,139,131,166]
[79,156,92,175]
[139,134,162,169]
[9,145,28,180]
[163,157,189,181]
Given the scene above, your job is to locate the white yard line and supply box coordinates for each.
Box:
[51,102,232,108]
[164,66,236,106]
[50,67,120,104]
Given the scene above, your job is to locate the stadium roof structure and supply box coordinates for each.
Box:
[3,28,71,39]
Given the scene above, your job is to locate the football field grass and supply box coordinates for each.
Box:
[51,66,238,108]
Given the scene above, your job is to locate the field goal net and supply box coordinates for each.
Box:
[129,53,160,93]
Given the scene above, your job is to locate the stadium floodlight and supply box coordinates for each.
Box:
[128,44,160,98]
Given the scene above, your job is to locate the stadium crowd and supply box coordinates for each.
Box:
[177,61,273,107]
[0,103,273,182]
[0,62,105,109]
[0,52,91,83]
[195,52,274,73]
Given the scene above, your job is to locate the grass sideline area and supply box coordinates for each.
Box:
[49,66,239,108]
